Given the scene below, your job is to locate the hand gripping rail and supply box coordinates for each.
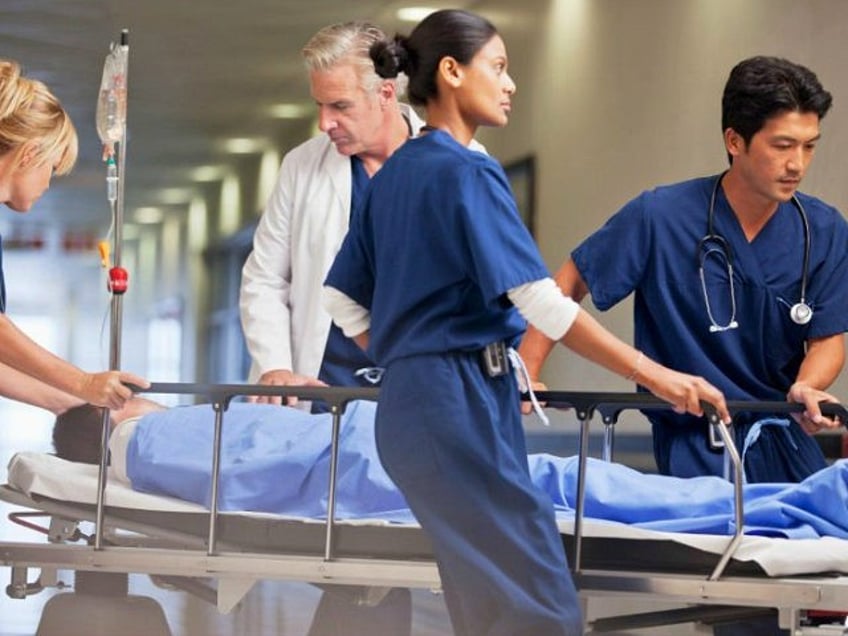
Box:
[533,391,848,581]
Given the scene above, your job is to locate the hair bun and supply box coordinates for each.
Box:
[370,36,410,79]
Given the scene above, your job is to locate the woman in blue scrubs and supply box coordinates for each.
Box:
[323,11,729,635]
[0,59,147,412]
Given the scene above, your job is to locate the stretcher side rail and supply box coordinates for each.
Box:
[533,391,847,580]
[129,383,378,562]
[82,384,848,586]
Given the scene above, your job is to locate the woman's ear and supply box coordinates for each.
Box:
[16,141,39,168]
[437,56,464,88]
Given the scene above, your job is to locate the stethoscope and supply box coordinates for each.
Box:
[697,172,812,333]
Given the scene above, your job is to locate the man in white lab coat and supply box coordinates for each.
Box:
[239,22,424,401]
[239,20,424,636]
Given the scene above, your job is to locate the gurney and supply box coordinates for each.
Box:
[2,384,848,635]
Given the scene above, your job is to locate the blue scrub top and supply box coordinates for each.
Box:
[325,131,549,366]
[317,156,377,388]
[573,176,848,474]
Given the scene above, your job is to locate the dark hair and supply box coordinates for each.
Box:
[722,56,832,160]
[370,9,498,106]
[52,404,108,464]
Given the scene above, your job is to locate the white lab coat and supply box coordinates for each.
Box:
[239,104,486,382]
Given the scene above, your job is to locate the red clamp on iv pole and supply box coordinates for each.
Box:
[108,266,129,294]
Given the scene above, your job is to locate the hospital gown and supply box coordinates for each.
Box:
[121,400,410,521]
[572,176,848,481]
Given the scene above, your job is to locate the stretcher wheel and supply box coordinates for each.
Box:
[36,587,172,636]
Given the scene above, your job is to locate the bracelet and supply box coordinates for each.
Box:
[625,351,644,382]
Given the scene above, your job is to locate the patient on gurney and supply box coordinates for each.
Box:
[52,398,848,539]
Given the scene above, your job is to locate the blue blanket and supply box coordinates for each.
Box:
[126,400,848,538]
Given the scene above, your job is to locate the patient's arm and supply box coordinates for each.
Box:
[0,361,83,414]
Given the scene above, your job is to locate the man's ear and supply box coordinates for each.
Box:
[378,79,396,109]
[723,127,745,158]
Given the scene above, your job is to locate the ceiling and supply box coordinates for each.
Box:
[1,0,473,236]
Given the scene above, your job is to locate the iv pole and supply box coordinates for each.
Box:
[108,29,130,371]
[94,29,130,550]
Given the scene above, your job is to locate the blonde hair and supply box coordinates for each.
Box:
[302,21,406,96]
[0,59,78,175]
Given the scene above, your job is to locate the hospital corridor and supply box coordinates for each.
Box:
[5,0,848,635]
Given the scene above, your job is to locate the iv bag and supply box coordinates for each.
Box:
[96,42,128,157]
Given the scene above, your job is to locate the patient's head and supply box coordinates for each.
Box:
[52,403,108,464]
[52,396,165,464]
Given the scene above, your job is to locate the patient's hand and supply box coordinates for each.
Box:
[250,369,327,406]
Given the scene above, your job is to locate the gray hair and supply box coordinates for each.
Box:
[302,21,406,96]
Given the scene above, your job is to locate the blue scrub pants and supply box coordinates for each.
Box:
[654,417,827,483]
[375,351,582,636]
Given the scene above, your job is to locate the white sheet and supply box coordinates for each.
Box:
[8,451,204,513]
[7,450,848,577]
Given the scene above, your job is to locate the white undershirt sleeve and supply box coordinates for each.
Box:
[508,278,580,341]
[322,285,371,337]
[108,416,142,485]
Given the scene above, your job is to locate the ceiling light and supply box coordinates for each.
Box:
[223,137,267,154]
[267,103,312,119]
[158,188,194,205]
[133,206,164,224]
[396,6,438,22]
[191,165,228,182]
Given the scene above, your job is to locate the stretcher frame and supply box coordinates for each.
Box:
[2,383,848,634]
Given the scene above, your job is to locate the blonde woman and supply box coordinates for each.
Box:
[0,59,147,413]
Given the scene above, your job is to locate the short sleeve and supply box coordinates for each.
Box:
[572,192,652,311]
[458,161,549,303]
[805,205,848,339]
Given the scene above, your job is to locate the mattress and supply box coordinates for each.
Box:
[7,451,848,578]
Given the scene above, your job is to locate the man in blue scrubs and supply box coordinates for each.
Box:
[519,54,848,636]
[522,55,848,484]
